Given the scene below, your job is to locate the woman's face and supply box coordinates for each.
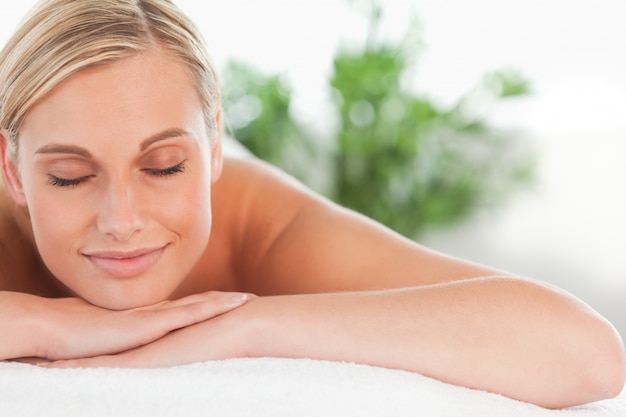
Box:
[5,49,222,310]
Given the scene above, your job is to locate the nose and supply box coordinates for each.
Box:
[96,180,145,241]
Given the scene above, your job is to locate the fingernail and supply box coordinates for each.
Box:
[229,293,248,304]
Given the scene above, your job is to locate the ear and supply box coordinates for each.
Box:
[210,110,224,183]
[0,132,28,206]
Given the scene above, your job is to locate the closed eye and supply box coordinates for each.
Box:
[47,175,93,188]
[143,161,187,177]
[46,162,187,188]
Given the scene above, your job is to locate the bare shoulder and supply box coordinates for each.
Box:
[213,156,503,295]
[209,156,321,287]
[215,138,322,225]
[0,185,58,295]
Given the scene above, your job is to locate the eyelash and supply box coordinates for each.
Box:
[47,175,91,188]
[143,161,187,177]
[47,162,187,188]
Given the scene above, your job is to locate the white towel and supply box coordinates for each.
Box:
[0,358,624,417]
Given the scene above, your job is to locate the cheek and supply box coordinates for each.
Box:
[26,192,91,282]
[163,174,213,247]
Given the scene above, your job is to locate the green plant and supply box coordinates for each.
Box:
[221,61,316,183]
[221,61,299,165]
[222,3,535,239]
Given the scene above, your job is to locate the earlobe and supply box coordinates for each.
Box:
[0,133,28,207]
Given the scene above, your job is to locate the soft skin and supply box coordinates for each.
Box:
[0,49,624,409]
[4,49,222,310]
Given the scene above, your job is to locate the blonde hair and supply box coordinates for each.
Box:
[0,0,221,161]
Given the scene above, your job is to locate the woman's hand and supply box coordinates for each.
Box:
[4,290,252,362]
[43,295,263,369]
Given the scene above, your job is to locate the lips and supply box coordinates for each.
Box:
[83,245,167,278]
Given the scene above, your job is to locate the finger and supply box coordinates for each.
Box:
[130,293,254,341]
[151,294,249,327]
[142,291,254,310]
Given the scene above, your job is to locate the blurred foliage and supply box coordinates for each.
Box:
[222,2,535,239]
[221,61,314,181]
[221,62,299,164]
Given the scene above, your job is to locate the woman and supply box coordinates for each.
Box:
[0,0,623,409]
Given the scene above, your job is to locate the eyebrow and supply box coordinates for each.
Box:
[34,128,193,157]
[139,128,193,151]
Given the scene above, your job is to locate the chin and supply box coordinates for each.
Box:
[53,262,190,310]
[80,287,174,311]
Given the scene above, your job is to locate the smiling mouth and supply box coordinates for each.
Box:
[84,245,168,278]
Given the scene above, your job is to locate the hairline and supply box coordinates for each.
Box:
[1,0,220,164]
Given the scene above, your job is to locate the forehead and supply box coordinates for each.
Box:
[18,49,205,152]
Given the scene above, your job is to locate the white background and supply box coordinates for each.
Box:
[1,1,625,336]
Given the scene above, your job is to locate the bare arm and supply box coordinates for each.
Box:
[52,279,624,408]
[241,279,625,409]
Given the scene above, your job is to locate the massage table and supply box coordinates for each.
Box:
[1,358,624,416]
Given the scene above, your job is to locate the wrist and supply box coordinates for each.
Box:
[233,294,325,361]
[0,291,49,359]
[228,295,286,359]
